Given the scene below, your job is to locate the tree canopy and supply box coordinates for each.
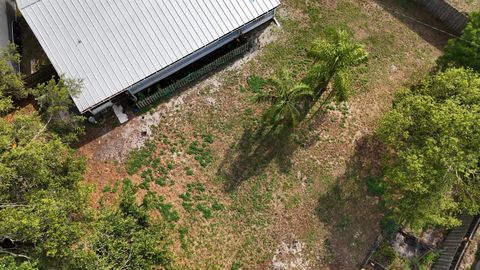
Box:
[0,44,27,114]
[0,114,174,269]
[257,30,368,132]
[255,70,313,131]
[305,30,368,101]
[438,12,480,72]
[32,78,85,143]
[0,113,87,267]
[378,68,480,230]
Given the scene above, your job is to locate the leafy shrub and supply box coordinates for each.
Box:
[373,243,398,266]
[438,13,480,71]
[185,167,194,176]
[212,201,225,211]
[231,262,243,270]
[416,252,439,270]
[156,177,167,186]
[380,217,401,238]
[178,226,189,251]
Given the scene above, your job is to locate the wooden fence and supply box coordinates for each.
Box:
[431,215,480,270]
[414,0,469,35]
[135,41,253,109]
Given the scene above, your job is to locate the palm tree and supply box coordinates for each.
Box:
[256,70,314,132]
[305,30,368,120]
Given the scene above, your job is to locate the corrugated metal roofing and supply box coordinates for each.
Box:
[18,0,280,112]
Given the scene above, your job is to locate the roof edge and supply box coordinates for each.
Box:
[17,0,42,10]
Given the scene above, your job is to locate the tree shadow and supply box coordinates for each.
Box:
[217,102,343,193]
[373,0,452,50]
[217,122,298,192]
[316,135,385,268]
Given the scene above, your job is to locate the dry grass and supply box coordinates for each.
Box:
[80,0,446,269]
[445,0,480,12]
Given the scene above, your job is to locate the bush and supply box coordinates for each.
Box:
[438,13,480,71]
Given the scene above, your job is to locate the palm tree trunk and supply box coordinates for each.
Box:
[305,89,336,124]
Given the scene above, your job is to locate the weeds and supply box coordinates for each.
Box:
[246,75,266,93]
[178,182,224,219]
[125,142,156,175]
[179,225,189,251]
[187,133,214,167]
[185,167,194,176]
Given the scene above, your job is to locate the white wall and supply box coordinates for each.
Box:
[0,0,9,49]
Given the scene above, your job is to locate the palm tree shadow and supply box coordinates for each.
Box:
[217,122,298,192]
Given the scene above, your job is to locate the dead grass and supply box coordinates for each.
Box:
[79,0,445,269]
[445,0,480,12]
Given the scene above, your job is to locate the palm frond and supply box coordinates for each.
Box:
[307,39,336,62]
[332,71,351,102]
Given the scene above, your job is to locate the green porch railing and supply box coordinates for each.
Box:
[135,41,253,109]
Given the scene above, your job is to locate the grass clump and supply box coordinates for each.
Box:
[187,133,214,167]
[185,167,194,176]
[244,75,266,93]
[178,182,223,219]
[125,142,156,175]
[179,225,189,251]
[196,203,213,219]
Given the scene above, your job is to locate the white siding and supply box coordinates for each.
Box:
[18,0,280,112]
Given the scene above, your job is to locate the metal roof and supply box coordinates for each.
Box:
[18,0,280,112]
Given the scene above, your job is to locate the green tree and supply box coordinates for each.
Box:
[255,70,313,131]
[305,30,368,119]
[0,257,38,270]
[0,115,174,269]
[0,113,88,267]
[71,179,174,270]
[0,44,27,114]
[33,78,85,143]
[378,68,480,230]
[438,13,480,71]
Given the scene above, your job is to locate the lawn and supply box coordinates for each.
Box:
[80,0,445,269]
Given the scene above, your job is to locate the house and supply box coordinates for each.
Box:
[18,0,281,114]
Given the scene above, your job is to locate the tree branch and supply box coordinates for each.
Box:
[32,115,52,141]
[0,204,30,208]
[0,249,30,260]
[120,251,132,270]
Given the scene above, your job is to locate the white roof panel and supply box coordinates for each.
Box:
[18,0,280,112]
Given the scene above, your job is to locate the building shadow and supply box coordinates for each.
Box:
[316,135,385,268]
[373,0,453,50]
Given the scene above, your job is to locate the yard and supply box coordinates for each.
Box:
[79,0,447,269]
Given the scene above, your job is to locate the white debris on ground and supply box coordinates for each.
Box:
[271,240,310,270]
[81,24,281,162]
[391,233,416,259]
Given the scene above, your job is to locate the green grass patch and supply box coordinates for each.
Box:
[187,134,214,167]
[178,225,189,251]
[125,142,156,175]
